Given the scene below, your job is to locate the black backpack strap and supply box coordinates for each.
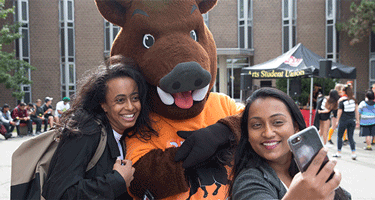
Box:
[86,119,107,172]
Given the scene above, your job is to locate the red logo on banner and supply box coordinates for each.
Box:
[284,56,303,67]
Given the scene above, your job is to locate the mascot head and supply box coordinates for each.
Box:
[95,0,218,120]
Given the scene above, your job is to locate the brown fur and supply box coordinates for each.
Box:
[95,0,242,198]
[96,0,218,120]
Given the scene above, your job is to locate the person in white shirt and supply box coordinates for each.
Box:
[54,97,70,124]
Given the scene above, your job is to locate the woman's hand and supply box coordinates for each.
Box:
[113,159,135,188]
[284,148,341,200]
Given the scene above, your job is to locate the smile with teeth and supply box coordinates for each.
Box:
[157,84,210,109]
[262,141,280,146]
[122,114,135,121]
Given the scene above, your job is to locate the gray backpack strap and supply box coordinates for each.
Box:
[86,119,107,172]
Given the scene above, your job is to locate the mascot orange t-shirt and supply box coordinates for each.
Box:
[126,93,243,200]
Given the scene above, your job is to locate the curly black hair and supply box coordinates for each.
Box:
[57,56,157,141]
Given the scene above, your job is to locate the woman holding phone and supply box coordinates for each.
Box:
[228,88,349,200]
[42,57,157,199]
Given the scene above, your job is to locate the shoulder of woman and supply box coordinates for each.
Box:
[233,166,281,199]
[237,164,276,184]
[78,119,102,136]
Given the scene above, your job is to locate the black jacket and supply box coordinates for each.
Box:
[42,119,132,200]
[232,160,351,200]
[232,160,287,200]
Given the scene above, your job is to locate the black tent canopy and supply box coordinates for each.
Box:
[241,43,356,126]
[241,43,356,79]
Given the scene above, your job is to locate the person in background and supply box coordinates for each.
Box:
[308,83,322,109]
[369,82,375,144]
[42,97,55,131]
[0,104,15,139]
[327,84,345,145]
[54,97,70,124]
[333,85,359,160]
[43,57,157,199]
[358,90,375,150]
[229,88,346,200]
[317,89,340,145]
[12,102,33,136]
[30,99,44,134]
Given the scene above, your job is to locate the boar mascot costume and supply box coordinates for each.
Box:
[95,0,243,199]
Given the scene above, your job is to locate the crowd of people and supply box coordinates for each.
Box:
[0,96,70,139]
[314,82,375,161]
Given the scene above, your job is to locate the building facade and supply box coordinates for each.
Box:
[0,0,373,108]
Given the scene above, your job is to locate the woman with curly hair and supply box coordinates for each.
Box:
[42,56,157,199]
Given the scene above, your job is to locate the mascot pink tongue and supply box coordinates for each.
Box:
[172,91,193,109]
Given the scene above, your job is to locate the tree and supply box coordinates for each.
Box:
[336,0,375,45]
[276,77,337,106]
[0,0,35,100]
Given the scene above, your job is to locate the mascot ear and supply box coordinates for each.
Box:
[196,0,218,14]
[95,0,131,27]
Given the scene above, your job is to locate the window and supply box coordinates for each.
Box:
[238,0,253,49]
[282,0,297,53]
[104,20,120,58]
[261,81,272,88]
[227,57,250,100]
[369,31,375,88]
[60,0,75,98]
[202,13,209,28]
[326,0,339,61]
[14,0,31,103]
[370,59,375,87]
[371,31,375,54]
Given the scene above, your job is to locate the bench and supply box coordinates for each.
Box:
[18,121,46,135]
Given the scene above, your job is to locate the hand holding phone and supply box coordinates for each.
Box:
[285,148,341,200]
[287,126,334,181]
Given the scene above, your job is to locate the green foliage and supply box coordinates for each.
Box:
[336,0,375,45]
[0,0,35,100]
[276,77,337,106]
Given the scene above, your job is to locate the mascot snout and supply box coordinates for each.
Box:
[158,62,211,109]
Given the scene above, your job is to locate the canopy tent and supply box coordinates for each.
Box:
[241,43,356,79]
[241,43,356,126]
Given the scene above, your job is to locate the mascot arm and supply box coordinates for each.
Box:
[128,147,189,199]
[217,113,242,143]
[175,96,244,169]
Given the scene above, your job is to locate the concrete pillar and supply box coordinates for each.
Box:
[218,55,228,94]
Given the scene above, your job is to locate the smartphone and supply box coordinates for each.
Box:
[288,126,334,181]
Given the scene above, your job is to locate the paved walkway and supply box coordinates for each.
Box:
[1,127,375,199]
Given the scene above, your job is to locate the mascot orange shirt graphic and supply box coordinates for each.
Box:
[95,0,243,199]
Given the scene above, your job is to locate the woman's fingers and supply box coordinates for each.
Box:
[122,159,132,166]
[323,168,342,193]
[305,148,328,176]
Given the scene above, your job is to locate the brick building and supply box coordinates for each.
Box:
[0,0,374,108]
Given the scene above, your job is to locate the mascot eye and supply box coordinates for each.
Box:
[143,34,155,49]
[190,30,198,41]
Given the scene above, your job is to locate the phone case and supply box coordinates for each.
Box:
[287,126,324,172]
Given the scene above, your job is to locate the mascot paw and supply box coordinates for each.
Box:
[175,122,232,168]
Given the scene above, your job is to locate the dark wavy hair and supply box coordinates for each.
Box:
[365,89,375,101]
[326,89,340,110]
[57,56,157,140]
[228,87,306,198]
[343,84,357,103]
